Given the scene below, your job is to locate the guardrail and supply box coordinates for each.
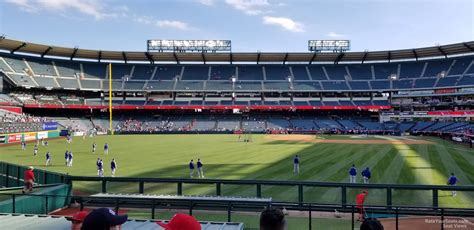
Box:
[0,192,473,230]
[66,176,474,208]
[0,161,66,187]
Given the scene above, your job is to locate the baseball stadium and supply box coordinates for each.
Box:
[0,1,474,229]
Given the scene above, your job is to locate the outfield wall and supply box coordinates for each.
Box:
[0,130,60,145]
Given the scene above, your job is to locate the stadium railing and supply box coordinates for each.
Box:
[65,176,474,208]
[0,161,66,187]
[0,192,473,230]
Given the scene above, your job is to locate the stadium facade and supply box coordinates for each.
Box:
[0,38,473,136]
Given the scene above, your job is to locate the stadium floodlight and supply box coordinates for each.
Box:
[231,76,237,83]
[147,39,231,52]
[308,40,350,52]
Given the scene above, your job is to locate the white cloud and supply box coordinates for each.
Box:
[197,0,215,6]
[5,0,125,20]
[327,32,346,38]
[156,20,190,30]
[262,16,304,32]
[225,0,269,15]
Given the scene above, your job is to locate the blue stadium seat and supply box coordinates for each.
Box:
[436,76,459,87]
[154,66,182,80]
[210,66,235,80]
[309,100,323,106]
[145,81,175,90]
[111,64,132,79]
[457,75,474,86]
[373,63,398,80]
[83,63,107,79]
[190,100,203,105]
[448,58,473,75]
[423,59,452,77]
[292,81,322,91]
[392,79,414,89]
[348,81,370,90]
[27,59,56,76]
[399,62,424,79]
[123,81,145,90]
[293,101,308,106]
[205,81,232,91]
[265,65,291,80]
[307,66,327,80]
[323,101,340,106]
[321,81,349,90]
[2,56,28,73]
[324,65,347,80]
[264,81,290,90]
[80,79,101,89]
[182,66,209,80]
[238,65,263,80]
[370,80,391,90]
[175,81,204,90]
[413,78,436,88]
[234,81,263,91]
[338,100,354,106]
[348,65,372,80]
[57,78,80,89]
[291,65,310,80]
[132,65,155,80]
[55,61,81,77]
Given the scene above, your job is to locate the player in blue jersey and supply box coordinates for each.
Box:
[189,160,195,178]
[68,151,73,167]
[111,158,117,177]
[447,173,458,197]
[349,164,357,183]
[361,167,371,184]
[98,159,104,177]
[45,152,51,166]
[293,155,300,174]
[65,151,69,166]
[33,144,38,156]
[197,159,204,178]
[104,143,109,154]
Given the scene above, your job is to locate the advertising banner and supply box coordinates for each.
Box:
[8,134,22,143]
[42,122,58,131]
[0,135,6,144]
[24,132,36,141]
[37,131,48,140]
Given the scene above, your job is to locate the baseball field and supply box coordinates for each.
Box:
[0,134,473,209]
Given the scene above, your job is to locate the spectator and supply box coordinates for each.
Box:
[81,208,128,230]
[356,190,369,222]
[360,218,384,230]
[67,211,89,230]
[260,208,286,230]
[22,166,35,194]
[156,213,201,230]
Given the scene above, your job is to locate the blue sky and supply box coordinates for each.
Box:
[0,0,472,52]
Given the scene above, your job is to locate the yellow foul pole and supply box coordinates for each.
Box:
[108,63,113,135]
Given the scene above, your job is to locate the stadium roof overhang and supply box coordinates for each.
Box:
[0,37,473,64]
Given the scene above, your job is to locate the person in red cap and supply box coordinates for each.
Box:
[356,190,369,222]
[156,213,201,230]
[67,211,89,230]
[22,166,35,194]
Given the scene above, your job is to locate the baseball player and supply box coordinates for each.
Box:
[447,173,458,197]
[21,141,26,150]
[104,143,109,154]
[33,144,38,156]
[189,160,195,178]
[45,152,51,166]
[293,155,300,173]
[111,158,117,177]
[98,159,104,177]
[68,151,73,167]
[349,164,357,183]
[92,142,96,153]
[197,159,204,178]
[361,167,371,184]
[65,150,69,166]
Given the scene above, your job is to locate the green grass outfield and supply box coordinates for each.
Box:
[1,134,473,208]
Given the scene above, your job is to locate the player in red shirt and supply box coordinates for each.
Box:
[356,190,368,222]
[22,166,35,194]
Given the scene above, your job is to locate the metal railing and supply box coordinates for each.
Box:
[0,161,66,187]
[0,192,474,230]
[66,176,474,208]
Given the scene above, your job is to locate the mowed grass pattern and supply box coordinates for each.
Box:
[0,134,473,208]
